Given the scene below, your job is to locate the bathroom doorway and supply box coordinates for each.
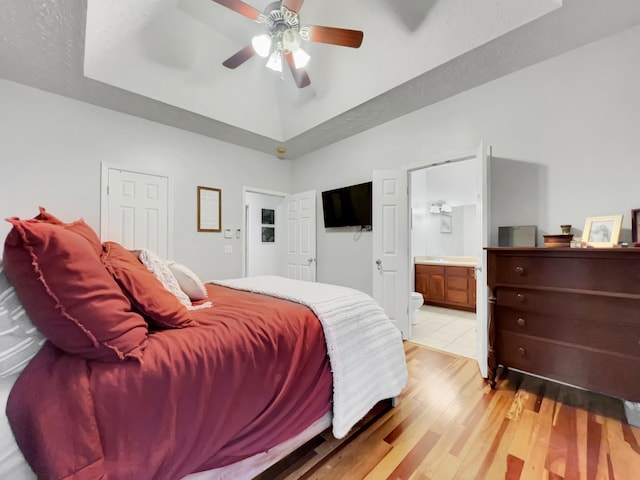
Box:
[409,158,480,359]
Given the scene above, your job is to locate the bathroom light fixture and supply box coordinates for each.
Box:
[429,200,453,214]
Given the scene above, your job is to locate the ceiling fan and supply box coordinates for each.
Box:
[210,0,364,88]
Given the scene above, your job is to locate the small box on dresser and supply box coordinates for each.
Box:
[486,247,640,426]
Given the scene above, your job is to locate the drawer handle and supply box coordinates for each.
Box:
[518,346,527,356]
[517,317,526,327]
[515,266,525,275]
[516,293,525,302]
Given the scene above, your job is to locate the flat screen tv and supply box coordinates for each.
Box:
[321,181,372,228]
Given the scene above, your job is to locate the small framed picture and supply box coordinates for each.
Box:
[261,226,275,243]
[261,208,275,225]
[632,209,640,243]
[582,215,623,247]
[197,186,221,232]
[440,214,452,234]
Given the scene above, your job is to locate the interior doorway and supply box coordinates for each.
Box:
[242,188,318,281]
[243,189,286,277]
[409,159,479,359]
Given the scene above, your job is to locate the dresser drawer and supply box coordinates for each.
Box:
[496,331,640,401]
[495,288,640,325]
[491,254,640,294]
[496,307,640,357]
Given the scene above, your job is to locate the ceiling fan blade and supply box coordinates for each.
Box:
[307,25,364,48]
[282,0,305,13]
[285,52,311,88]
[222,45,255,68]
[210,0,262,20]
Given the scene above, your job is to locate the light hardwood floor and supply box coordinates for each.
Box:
[257,341,640,480]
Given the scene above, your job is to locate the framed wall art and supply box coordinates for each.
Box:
[632,208,640,243]
[261,208,275,225]
[197,186,221,232]
[261,226,275,243]
[440,214,452,234]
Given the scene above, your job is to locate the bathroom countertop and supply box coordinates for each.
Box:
[414,256,477,267]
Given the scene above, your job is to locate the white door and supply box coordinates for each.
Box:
[475,143,490,378]
[101,165,170,258]
[285,190,316,281]
[372,170,410,338]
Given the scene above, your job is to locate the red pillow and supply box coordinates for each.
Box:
[35,207,103,256]
[101,242,194,329]
[3,218,148,362]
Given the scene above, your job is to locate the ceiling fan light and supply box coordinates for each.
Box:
[292,47,310,69]
[266,50,283,72]
[251,34,272,58]
[282,29,302,52]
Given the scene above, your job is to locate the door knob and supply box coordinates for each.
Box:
[375,259,382,270]
[307,258,315,264]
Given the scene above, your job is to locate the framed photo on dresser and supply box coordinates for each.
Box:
[632,208,640,243]
[582,214,623,247]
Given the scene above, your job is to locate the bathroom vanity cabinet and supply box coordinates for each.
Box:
[415,263,476,312]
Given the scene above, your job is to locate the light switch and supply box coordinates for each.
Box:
[235,228,241,239]
[224,245,232,254]
[224,229,232,239]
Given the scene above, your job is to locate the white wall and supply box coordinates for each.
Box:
[292,24,640,295]
[0,79,292,281]
[462,204,478,256]
[245,191,285,276]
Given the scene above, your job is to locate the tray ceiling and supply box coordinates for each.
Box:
[2,0,640,158]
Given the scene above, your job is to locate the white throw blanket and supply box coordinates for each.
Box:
[212,276,408,438]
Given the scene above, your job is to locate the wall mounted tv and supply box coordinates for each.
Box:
[321,181,372,228]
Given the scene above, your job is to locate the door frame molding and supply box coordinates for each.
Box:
[241,186,288,277]
[99,162,174,258]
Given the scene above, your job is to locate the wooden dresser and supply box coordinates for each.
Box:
[486,247,640,402]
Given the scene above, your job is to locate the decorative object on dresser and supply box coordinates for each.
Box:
[632,208,640,245]
[581,214,623,247]
[498,225,537,247]
[542,233,573,248]
[486,247,640,423]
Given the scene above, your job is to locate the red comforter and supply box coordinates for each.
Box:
[7,284,333,480]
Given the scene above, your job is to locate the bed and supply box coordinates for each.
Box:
[0,211,408,479]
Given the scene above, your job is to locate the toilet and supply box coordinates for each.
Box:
[410,292,424,325]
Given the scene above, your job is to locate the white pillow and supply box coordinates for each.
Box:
[166,262,208,301]
[137,249,192,308]
[0,264,46,378]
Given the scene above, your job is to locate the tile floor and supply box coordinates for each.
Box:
[410,304,477,359]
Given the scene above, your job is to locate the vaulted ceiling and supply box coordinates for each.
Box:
[2,0,640,158]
